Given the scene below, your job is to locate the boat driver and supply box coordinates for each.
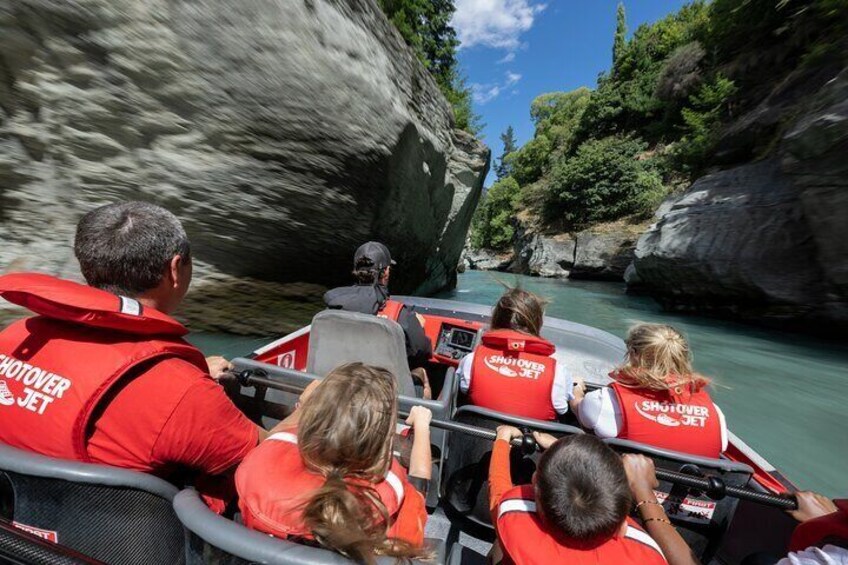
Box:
[323,241,433,397]
[0,201,291,501]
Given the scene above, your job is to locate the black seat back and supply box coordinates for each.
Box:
[604,437,754,563]
[174,489,446,565]
[443,405,583,530]
[0,443,183,565]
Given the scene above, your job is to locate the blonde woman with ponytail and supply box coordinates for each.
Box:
[235,363,433,563]
[570,323,727,458]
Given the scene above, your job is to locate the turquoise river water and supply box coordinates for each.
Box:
[191,271,848,497]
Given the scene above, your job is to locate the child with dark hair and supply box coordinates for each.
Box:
[490,427,699,565]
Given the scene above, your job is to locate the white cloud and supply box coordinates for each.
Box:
[472,71,523,104]
[453,0,547,50]
[472,84,503,104]
[497,52,516,64]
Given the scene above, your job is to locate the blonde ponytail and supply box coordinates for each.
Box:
[615,323,709,391]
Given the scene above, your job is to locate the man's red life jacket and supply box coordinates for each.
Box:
[496,485,667,565]
[609,376,722,458]
[468,329,558,421]
[236,431,408,539]
[377,299,404,322]
[0,273,208,461]
[790,500,848,552]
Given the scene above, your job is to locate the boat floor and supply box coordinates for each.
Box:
[425,507,490,564]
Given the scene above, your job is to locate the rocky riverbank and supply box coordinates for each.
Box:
[0,0,489,332]
[627,67,848,330]
[463,216,647,282]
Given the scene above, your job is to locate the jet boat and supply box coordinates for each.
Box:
[0,296,801,564]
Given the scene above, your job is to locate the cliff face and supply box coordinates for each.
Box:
[627,68,848,329]
[463,216,643,282]
[0,0,489,332]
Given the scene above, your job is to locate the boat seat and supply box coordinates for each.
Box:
[0,443,184,565]
[603,437,754,563]
[174,488,447,565]
[443,405,584,531]
[307,309,416,396]
[226,358,455,509]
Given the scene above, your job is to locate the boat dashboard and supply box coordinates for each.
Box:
[422,315,484,365]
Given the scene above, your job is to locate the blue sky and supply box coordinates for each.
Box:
[451,0,693,185]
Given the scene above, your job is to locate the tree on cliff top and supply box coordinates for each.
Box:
[494,126,517,180]
[613,3,627,67]
[379,0,482,134]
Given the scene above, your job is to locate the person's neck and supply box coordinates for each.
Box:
[137,293,172,314]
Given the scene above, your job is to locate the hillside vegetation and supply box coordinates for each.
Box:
[378,0,482,134]
[472,0,848,250]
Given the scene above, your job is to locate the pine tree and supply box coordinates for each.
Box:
[613,2,627,66]
[495,126,517,180]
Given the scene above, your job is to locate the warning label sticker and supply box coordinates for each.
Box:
[654,490,717,522]
[13,521,58,543]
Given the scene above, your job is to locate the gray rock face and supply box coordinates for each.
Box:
[571,230,637,280]
[465,247,512,272]
[496,219,639,281]
[0,0,489,328]
[510,225,573,278]
[629,68,848,328]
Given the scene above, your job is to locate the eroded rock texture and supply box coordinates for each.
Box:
[0,0,489,331]
[628,68,848,329]
[465,217,643,282]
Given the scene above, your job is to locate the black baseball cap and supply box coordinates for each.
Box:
[354,241,396,271]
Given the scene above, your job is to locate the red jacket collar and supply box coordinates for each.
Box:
[481,329,556,356]
[0,273,188,336]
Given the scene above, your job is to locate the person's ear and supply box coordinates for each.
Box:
[168,255,183,288]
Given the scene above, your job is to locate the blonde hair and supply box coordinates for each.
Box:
[615,324,709,392]
[490,287,549,336]
[297,363,427,564]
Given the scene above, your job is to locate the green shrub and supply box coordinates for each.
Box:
[504,135,552,187]
[543,136,666,227]
[443,71,484,135]
[672,74,737,173]
[470,177,521,250]
[530,88,592,156]
[654,41,706,102]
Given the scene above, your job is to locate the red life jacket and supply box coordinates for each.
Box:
[0,273,207,461]
[236,431,408,539]
[609,375,722,458]
[469,329,558,421]
[496,485,668,565]
[377,299,404,322]
[790,500,848,552]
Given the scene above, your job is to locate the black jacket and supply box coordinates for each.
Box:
[323,284,432,369]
